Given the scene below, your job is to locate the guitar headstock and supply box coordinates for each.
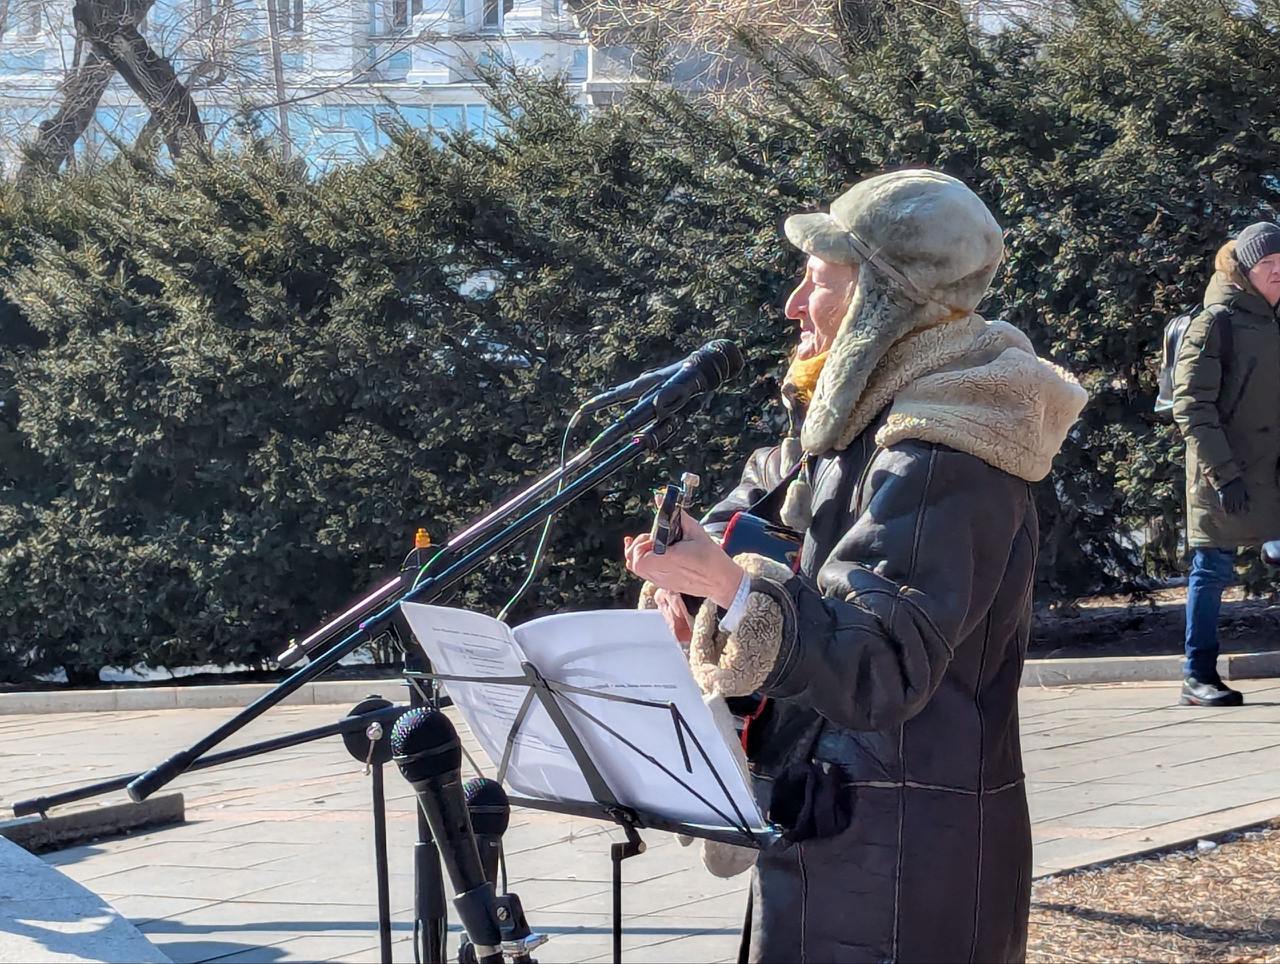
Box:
[652,472,701,554]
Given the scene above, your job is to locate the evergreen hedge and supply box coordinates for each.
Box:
[1,0,1277,682]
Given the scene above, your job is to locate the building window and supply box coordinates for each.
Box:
[12,0,41,37]
[482,0,511,31]
[272,0,303,33]
[375,0,419,32]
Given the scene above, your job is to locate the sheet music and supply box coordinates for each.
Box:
[397,604,593,803]
[399,604,766,834]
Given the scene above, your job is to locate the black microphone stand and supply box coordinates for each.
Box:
[397,622,450,964]
[122,416,681,804]
[17,356,737,963]
[115,404,696,957]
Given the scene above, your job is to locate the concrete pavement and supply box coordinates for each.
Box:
[4,679,1280,962]
[0,838,168,964]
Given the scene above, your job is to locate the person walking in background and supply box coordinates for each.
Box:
[1173,222,1280,707]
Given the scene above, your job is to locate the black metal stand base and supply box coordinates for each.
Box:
[612,824,646,964]
[340,697,400,964]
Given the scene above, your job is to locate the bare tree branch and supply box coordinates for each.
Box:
[16,0,158,180]
[72,0,207,160]
[17,49,117,179]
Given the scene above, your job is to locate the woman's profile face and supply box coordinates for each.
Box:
[784,256,860,361]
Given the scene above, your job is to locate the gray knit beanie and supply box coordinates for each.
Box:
[1234,222,1280,272]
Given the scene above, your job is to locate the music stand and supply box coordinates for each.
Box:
[405,656,779,964]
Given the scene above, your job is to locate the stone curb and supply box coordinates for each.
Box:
[0,678,409,715]
[0,795,185,852]
[1,651,1278,714]
[1035,813,1280,881]
[1021,650,1280,687]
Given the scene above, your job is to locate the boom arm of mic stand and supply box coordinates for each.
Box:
[14,703,408,817]
[127,416,684,804]
[276,410,639,669]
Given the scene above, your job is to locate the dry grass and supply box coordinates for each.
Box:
[1029,826,1280,963]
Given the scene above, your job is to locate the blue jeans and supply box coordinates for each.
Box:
[1184,548,1235,679]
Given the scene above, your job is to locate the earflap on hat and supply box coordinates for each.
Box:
[800,262,944,456]
[789,170,1006,456]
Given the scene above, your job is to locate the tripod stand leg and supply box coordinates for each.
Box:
[416,815,447,963]
[610,826,645,964]
[372,762,394,964]
[401,637,449,964]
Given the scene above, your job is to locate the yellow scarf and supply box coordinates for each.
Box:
[783,351,829,407]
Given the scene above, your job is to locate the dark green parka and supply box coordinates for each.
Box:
[1173,274,1280,548]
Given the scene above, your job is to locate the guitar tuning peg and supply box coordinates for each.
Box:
[680,472,701,496]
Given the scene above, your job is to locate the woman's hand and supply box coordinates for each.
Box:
[654,588,693,645]
[624,511,744,610]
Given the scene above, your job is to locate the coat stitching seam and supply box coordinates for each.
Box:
[892,448,934,962]
[970,608,993,963]
[833,777,1023,795]
[798,842,809,964]
[906,449,937,584]
[845,586,956,657]
[893,723,905,961]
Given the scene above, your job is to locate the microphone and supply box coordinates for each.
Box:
[464,778,511,889]
[589,339,744,454]
[651,339,744,415]
[391,708,503,960]
[579,358,687,414]
[582,339,745,418]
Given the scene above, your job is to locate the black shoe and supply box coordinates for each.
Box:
[1180,675,1244,707]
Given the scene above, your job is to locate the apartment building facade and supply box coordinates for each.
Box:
[0,0,629,170]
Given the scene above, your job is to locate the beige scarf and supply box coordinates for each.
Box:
[782,351,829,407]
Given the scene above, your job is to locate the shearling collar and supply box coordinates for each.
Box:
[875,319,1088,482]
[805,311,1087,483]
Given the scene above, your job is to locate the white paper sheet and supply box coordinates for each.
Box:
[398,604,593,804]
[399,603,766,834]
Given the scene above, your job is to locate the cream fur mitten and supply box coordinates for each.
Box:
[637,580,659,611]
[689,553,794,699]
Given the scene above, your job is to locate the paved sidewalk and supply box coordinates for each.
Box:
[3,679,1280,963]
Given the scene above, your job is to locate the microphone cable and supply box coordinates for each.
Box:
[495,406,585,623]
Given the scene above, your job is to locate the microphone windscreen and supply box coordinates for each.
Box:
[708,339,744,380]
[391,707,462,780]
[464,778,511,836]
